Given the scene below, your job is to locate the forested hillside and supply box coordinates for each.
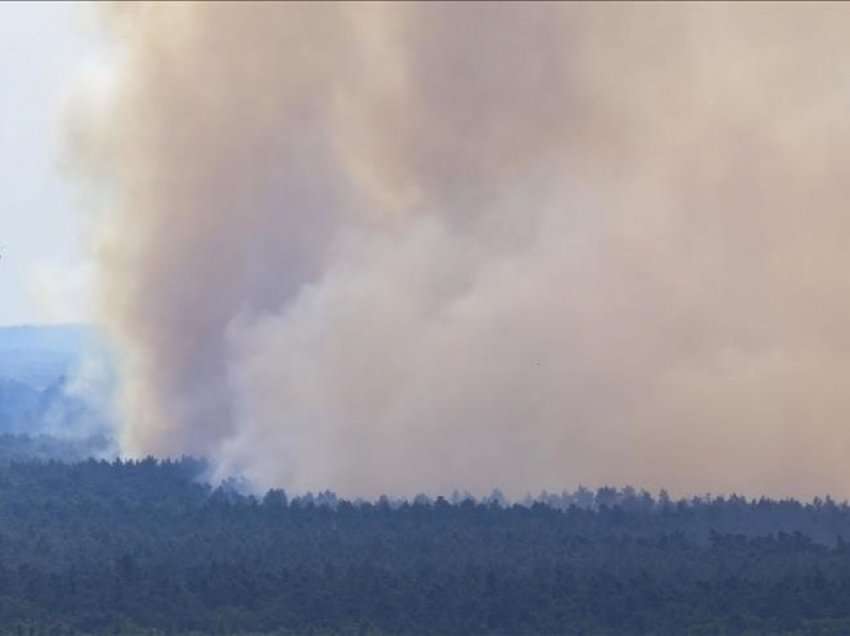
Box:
[2,458,850,634]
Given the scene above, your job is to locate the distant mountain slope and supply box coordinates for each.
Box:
[0,325,115,456]
[0,324,94,352]
[0,324,97,389]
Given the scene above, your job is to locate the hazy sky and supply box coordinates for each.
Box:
[0,2,99,326]
[74,3,850,498]
[7,2,850,499]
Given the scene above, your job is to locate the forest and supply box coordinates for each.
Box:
[0,452,849,634]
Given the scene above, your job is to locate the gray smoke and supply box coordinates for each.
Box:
[68,3,850,498]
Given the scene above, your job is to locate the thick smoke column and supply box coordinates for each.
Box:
[71,3,850,497]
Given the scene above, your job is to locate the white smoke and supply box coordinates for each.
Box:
[69,3,850,498]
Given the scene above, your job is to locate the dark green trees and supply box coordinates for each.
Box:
[1,458,850,634]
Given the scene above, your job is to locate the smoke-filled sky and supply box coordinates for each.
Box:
[0,2,108,326]
[64,2,850,499]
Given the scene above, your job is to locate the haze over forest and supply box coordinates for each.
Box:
[8,3,850,634]
[56,3,850,500]
[8,3,850,501]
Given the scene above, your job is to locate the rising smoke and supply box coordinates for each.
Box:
[68,3,850,498]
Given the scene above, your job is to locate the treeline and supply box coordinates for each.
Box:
[3,458,850,634]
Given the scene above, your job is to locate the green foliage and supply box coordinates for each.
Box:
[0,459,849,634]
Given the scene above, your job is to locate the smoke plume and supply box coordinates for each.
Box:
[69,3,850,498]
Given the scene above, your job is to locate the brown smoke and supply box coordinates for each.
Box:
[70,2,850,498]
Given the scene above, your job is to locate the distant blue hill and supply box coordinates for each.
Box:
[0,323,95,352]
[0,324,116,458]
[0,324,98,389]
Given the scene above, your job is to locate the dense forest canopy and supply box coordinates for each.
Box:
[2,456,850,634]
